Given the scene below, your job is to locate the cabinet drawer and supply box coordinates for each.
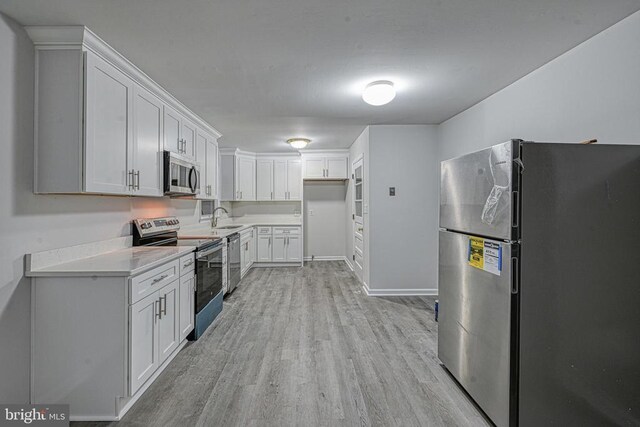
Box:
[130,260,179,304]
[179,253,195,276]
[257,227,272,235]
[273,227,300,235]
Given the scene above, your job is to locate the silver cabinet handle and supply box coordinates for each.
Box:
[152,274,168,284]
[177,138,181,152]
[160,295,167,316]
[128,170,134,190]
[271,191,273,199]
[135,170,140,190]
[155,299,161,320]
[183,260,194,267]
[240,191,243,199]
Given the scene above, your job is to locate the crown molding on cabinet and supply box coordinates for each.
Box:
[25,26,222,140]
[218,148,301,159]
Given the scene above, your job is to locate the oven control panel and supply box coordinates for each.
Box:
[133,216,180,237]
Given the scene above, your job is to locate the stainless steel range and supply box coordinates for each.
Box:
[133,216,223,340]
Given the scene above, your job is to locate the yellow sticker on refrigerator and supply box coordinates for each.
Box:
[468,237,502,276]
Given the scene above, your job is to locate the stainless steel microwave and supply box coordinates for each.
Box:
[163,151,200,196]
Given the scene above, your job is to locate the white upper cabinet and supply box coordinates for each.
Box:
[196,130,219,200]
[303,158,325,179]
[301,152,349,180]
[163,106,182,157]
[132,86,163,197]
[326,157,348,179]
[286,160,302,200]
[256,159,274,200]
[84,52,133,194]
[164,106,197,161]
[237,157,255,200]
[28,26,221,196]
[206,138,219,199]
[220,149,256,201]
[254,157,301,201]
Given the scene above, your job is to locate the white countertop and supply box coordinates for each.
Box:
[179,219,302,239]
[27,246,195,278]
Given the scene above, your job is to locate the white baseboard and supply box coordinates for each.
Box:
[362,282,438,297]
[303,255,346,261]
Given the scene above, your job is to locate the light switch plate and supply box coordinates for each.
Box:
[389,187,396,196]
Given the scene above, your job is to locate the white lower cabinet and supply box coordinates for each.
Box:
[30,252,196,421]
[286,235,302,262]
[179,274,195,341]
[157,280,180,362]
[257,227,302,263]
[240,228,256,277]
[130,278,181,395]
[130,291,160,394]
[257,235,272,261]
[272,235,287,262]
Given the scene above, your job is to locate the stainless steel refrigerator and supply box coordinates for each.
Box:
[438,140,640,427]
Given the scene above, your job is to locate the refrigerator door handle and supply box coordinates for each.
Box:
[512,191,520,228]
[511,257,519,294]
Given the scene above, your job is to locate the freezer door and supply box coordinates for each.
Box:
[440,140,515,240]
[438,230,514,427]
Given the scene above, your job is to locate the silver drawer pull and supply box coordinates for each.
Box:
[152,274,169,284]
[160,295,167,315]
[183,260,194,267]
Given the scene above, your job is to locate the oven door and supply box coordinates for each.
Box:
[195,243,223,313]
[164,151,200,195]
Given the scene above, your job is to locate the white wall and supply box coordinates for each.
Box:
[438,11,640,161]
[0,14,201,403]
[368,126,440,294]
[303,182,347,259]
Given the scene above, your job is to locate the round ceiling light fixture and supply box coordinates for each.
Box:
[287,138,311,149]
[362,80,396,106]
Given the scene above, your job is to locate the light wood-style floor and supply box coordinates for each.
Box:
[75,261,489,427]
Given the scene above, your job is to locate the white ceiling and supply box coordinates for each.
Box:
[2,0,639,152]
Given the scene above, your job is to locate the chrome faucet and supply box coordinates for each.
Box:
[211,206,229,228]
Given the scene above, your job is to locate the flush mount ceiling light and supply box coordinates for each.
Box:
[287,138,311,149]
[362,80,396,106]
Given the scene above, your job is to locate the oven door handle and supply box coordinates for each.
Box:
[196,245,222,258]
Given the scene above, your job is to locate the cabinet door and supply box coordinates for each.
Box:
[240,239,246,275]
[206,139,218,199]
[132,86,163,196]
[273,160,287,200]
[158,280,180,364]
[250,232,256,266]
[181,118,197,160]
[287,160,302,200]
[256,159,274,200]
[130,291,159,394]
[237,157,255,200]
[84,52,133,194]
[195,132,208,197]
[272,236,287,262]
[257,235,272,262]
[303,158,325,179]
[163,106,182,155]
[286,236,302,262]
[179,275,195,342]
[326,157,348,179]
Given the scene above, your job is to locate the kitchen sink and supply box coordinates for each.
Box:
[214,225,243,230]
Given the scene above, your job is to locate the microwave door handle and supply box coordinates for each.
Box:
[188,166,198,193]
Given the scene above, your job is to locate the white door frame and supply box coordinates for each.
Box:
[352,155,364,283]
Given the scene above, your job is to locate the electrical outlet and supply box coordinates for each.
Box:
[309,209,314,216]
[389,187,396,196]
